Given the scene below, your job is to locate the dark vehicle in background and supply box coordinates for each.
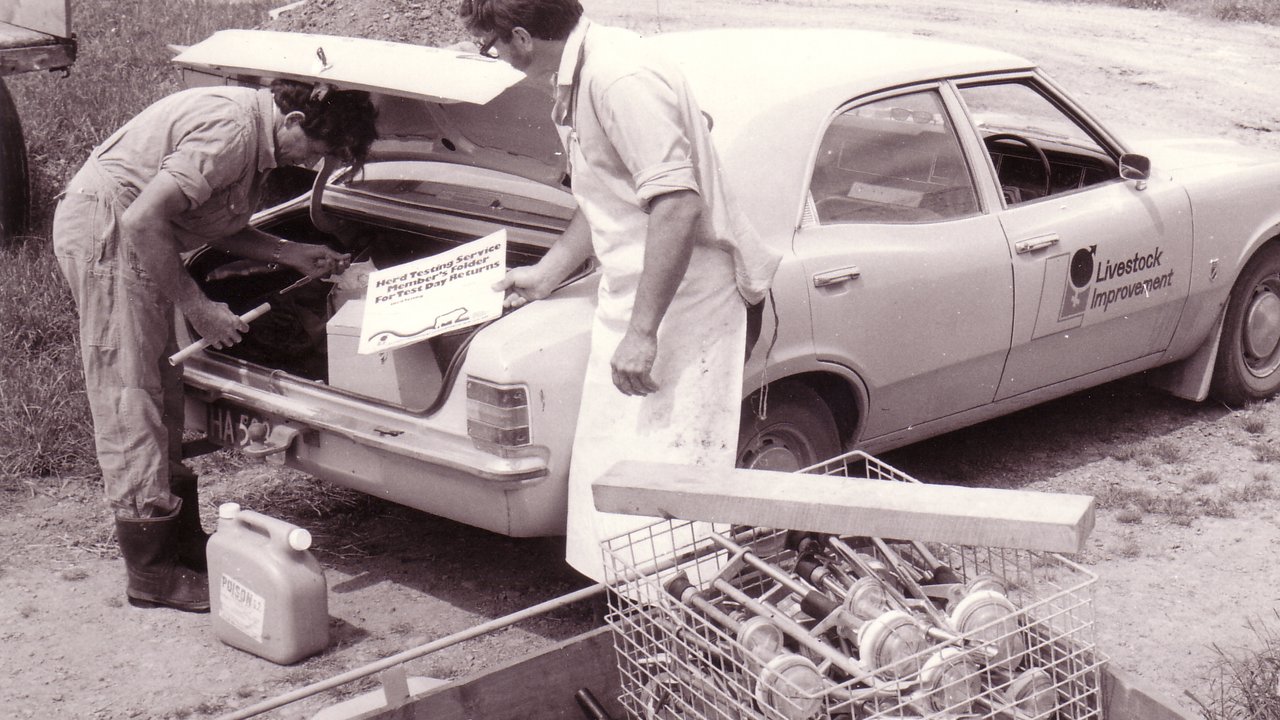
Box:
[0,0,75,241]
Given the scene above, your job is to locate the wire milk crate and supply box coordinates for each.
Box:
[601,450,1105,720]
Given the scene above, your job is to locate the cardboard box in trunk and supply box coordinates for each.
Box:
[326,299,442,408]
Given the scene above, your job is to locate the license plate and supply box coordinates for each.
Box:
[206,402,272,449]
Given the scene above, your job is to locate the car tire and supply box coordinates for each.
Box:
[1211,244,1280,406]
[0,78,29,244]
[737,381,842,472]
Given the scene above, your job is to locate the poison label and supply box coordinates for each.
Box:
[219,573,266,642]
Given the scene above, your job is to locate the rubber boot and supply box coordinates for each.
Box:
[169,463,209,573]
[115,502,211,613]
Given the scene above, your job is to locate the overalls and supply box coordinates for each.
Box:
[52,86,274,518]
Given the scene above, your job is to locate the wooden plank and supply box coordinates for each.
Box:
[0,0,70,39]
[1102,665,1196,720]
[357,626,624,720]
[592,461,1095,553]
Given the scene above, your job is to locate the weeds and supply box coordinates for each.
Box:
[0,0,272,490]
[1067,0,1280,24]
[1241,414,1267,435]
[1109,445,1141,462]
[1190,470,1220,486]
[1252,442,1280,464]
[0,240,93,483]
[1152,438,1186,464]
[1115,537,1142,558]
[1114,506,1143,524]
[1189,612,1280,720]
[1222,479,1275,503]
[1204,498,1236,518]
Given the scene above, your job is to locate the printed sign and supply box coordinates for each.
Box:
[358,231,507,354]
[219,573,266,642]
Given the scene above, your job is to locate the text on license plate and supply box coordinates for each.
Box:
[206,403,271,449]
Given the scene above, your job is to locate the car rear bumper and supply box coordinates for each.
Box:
[183,363,563,537]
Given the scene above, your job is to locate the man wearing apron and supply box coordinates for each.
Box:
[52,80,377,611]
[460,0,781,581]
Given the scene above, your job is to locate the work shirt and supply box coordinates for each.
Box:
[89,86,278,246]
[552,18,780,309]
[554,19,771,581]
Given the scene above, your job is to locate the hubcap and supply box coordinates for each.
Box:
[738,429,812,472]
[1243,281,1280,378]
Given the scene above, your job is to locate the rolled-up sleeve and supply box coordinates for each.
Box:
[598,71,701,210]
[158,111,252,207]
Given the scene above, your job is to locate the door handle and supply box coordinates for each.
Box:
[812,266,861,288]
[1014,234,1060,254]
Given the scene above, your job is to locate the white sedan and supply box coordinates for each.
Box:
[176,28,1280,536]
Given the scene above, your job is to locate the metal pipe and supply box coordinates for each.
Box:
[706,530,841,621]
[212,583,606,720]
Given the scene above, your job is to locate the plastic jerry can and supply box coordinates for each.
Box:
[207,503,330,664]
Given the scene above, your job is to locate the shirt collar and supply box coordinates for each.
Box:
[554,17,591,93]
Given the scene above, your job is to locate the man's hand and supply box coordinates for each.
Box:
[283,242,351,278]
[611,328,659,396]
[494,265,559,309]
[180,298,249,350]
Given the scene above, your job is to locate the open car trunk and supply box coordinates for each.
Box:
[186,189,570,414]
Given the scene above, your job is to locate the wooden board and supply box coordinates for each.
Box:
[592,461,1096,553]
[350,626,624,720]
[0,25,74,75]
[334,626,1193,720]
[0,0,70,39]
[172,29,524,105]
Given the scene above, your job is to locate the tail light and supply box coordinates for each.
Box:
[466,377,531,456]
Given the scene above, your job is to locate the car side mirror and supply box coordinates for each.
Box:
[1119,153,1151,182]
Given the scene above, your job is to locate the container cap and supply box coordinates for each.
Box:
[218,502,241,520]
[288,528,313,551]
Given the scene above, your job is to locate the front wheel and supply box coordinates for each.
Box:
[0,78,29,243]
[737,381,842,472]
[1212,245,1280,405]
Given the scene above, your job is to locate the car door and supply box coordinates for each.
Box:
[953,76,1193,400]
[796,87,1014,439]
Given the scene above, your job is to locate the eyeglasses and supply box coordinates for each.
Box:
[476,33,501,59]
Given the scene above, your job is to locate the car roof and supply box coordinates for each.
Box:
[650,28,1031,113]
[646,29,1034,237]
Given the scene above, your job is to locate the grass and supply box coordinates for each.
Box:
[1252,442,1280,464]
[0,0,274,489]
[1071,0,1280,23]
[1189,612,1280,720]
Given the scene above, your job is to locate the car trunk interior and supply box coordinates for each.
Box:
[188,207,551,413]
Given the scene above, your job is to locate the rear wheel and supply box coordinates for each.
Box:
[1212,245,1280,405]
[0,78,30,243]
[737,381,842,472]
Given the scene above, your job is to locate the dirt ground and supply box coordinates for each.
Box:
[3,0,1280,718]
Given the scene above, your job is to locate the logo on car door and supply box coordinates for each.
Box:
[1059,246,1096,321]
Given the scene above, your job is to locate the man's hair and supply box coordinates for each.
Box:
[270,79,379,169]
[458,0,583,42]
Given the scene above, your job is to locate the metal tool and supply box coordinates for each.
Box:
[665,573,826,720]
[169,273,318,365]
[709,531,933,684]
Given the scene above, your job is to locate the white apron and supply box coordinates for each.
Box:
[564,244,746,581]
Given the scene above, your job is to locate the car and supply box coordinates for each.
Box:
[175,27,1280,537]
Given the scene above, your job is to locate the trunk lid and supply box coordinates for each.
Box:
[173,29,564,186]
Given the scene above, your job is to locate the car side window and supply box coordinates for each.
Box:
[810,90,978,225]
[956,81,1120,205]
